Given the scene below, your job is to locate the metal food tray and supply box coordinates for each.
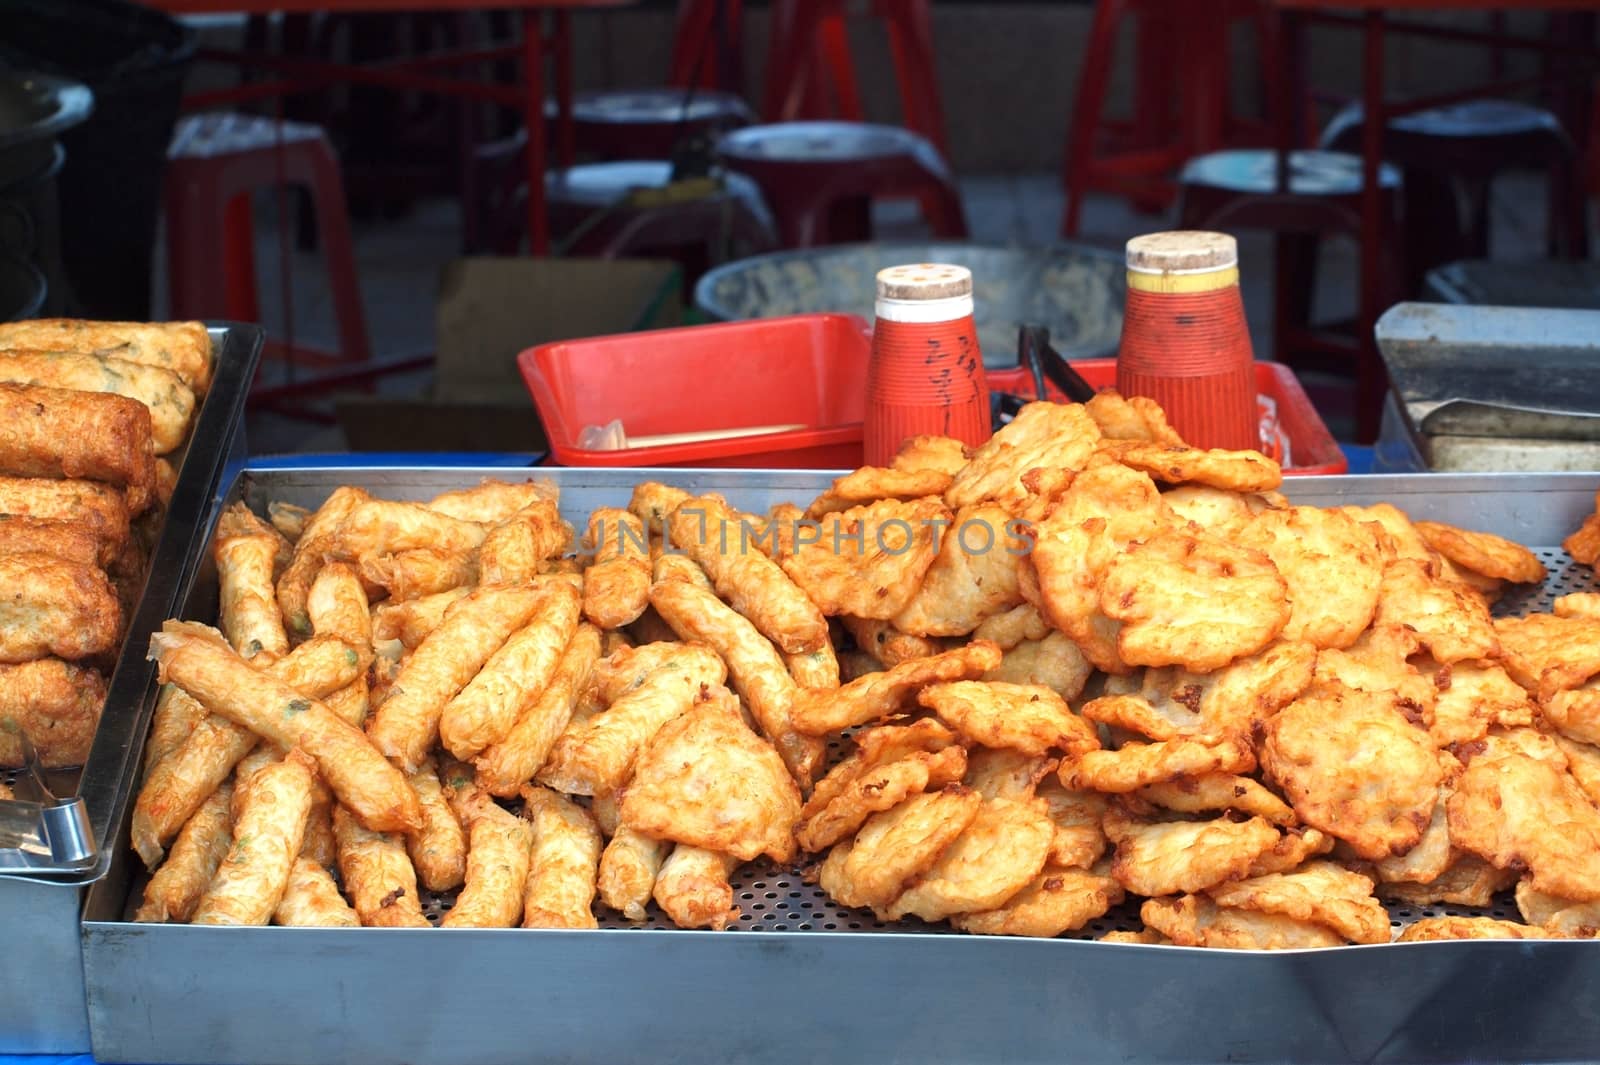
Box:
[0,323,260,1054]
[84,465,1600,1065]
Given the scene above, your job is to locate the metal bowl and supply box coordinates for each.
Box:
[694,241,1125,368]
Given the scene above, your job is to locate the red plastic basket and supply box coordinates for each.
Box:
[520,314,1344,475]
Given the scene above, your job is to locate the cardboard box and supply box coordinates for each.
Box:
[336,257,682,453]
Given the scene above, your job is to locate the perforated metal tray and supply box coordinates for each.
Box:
[83,466,1600,1065]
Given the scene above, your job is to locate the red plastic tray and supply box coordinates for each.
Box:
[520,314,1344,475]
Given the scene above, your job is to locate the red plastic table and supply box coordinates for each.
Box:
[1270,0,1600,441]
[146,0,636,255]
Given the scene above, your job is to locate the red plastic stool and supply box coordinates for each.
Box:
[546,89,756,162]
[1177,149,1404,443]
[716,121,966,248]
[164,113,372,383]
[762,0,949,156]
[1061,0,1283,235]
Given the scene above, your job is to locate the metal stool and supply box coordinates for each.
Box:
[1061,0,1282,236]
[717,121,966,248]
[1178,148,1405,442]
[548,89,756,162]
[1320,99,1589,288]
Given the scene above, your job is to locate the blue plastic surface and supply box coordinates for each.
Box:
[250,452,546,469]
[1339,444,1376,475]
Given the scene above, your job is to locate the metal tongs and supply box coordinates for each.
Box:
[993,324,1098,423]
[0,727,95,875]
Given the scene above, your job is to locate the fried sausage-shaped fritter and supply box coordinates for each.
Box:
[652,845,738,931]
[581,508,650,629]
[0,659,105,767]
[276,486,369,639]
[0,318,213,394]
[0,382,157,514]
[0,350,196,454]
[440,794,535,929]
[0,476,129,561]
[598,825,669,921]
[425,478,555,525]
[334,805,430,928]
[0,553,121,664]
[273,857,360,928]
[0,513,106,567]
[191,751,316,926]
[133,783,234,924]
[474,624,602,797]
[521,786,603,929]
[406,757,467,893]
[214,503,289,662]
[477,498,568,585]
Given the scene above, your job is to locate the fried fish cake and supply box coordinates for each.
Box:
[652,845,739,930]
[191,751,316,926]
[1141,894,1344,949]
[1415,521,1545,585]
[0,659,105,767]
[213,502,289,662]
[1261,683,1443,861]
[944,401,1101,508]
[0,318,213,394]
[953,861,1125,937]
[805,466,954,519]
[891,503,1024,637]
[782,496,950,621]
[620,687,801,863]
[1099,640,1317,743]
[798,746,967,853]
[919,681,1098,758]
[1370,786,1455,887]
[984,631,1094,702]
[1494,613,1600,701]
[474,624,603,798]
[439,795,537,929]
[1377,854,1515,908]
[0,382,157,514]
[0,513,107,567]
[275,486,370,639]
[970,603,1050,651]
[581,508,650,630]
[1374,558,1499,665]
[1099,527,1289,673]
[1514,880,1600,937]
[426,478,556,525]
[133,783,233,923]
[1104,808,1281,897]
[963,747,1054,801]
[887,795,1054,922]
[0,350,196,454]
[818,786,982,912]
[0,476,129,562]
[1084,390,1185,446]
[1036,778,1109,869]
[334,805,429,928]
[598,825,670,921]
[1429,660,1534,748]
[1104,441,1282,493]
[1206,860,1389,944]
[1397,917,1543,942]
[1061,734,1255,794]
[1134,773,1296,827]
[790,641,1002,735]
[1447,729,1600,901]
[1233,506,1383,650]
[0,552,121,663]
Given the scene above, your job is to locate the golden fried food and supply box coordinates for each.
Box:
[538,643,726,796]
[299,802,336,870]
[887,795,1053,921]
[0,552,120,663]
[791,641,1002,735]
[1233,506,1383,649]
[803,718,960,815]
[0,318,212,394]
[1060,734,1254,793]
[984,631,1094,702]
[963,746,1052,800]
[1141,894,1344,949]
[0,350,195,454]
[1261,683,1442,861]
[133,783,233,923]
[405,757,467,893]
[1135,774,1296,827]
[798,746,966,853]
[1429,660,1533,747]
[1206,861,1388,944]
[0,513,107,567]
[331,498,487,561]
[370,588,471,652]
[0,476,128,562]
[1099,527,1289,672]
[439,581,582,760]
[477,499,569,585]
[150,624,420,833]
[267,502,308,543]
[1104,808,1281,897]
[649,579,822,785]
[1084,390,1184,446]
[805,466,954,519]
[441,794,535,929]
[366,584,547,771]
[969,603,1050,650]
[520,786,602,929]
[785,642,841,690]
[359,549,477,601]
[892,434,969,477]
[652,845,738,930]
[214,502,289,662]
[426,478,556,525]
[1377,854,1514,908]
[1036,778,1109,869]
[1415,520,1546,585]
[1565,512,1600,566]
[919,680,1097,758]
[1106,441,1282,493]
[1494,613,1600,701]
[1554,592,1600,621]
[1555,735,1600,806]
[1397,917,1544,942]
[1374,558,1499,664]
[627,481,691,534]
[599,825,669,921]
[306,561,371,661]
[273,857,360,928]
[782,496,950,621]
[1447,729,1600,901]
[1030,461,1169,672]
[0,383,157,513]
[191,750,316,926]
[1370,787,1454,886]
[621,687,800,863]
[1515,881,1600,937]
[0,659,105,767]
[891,503,1024,637]
[818,786,982,912]
[475,624,602,797]
[333,804,430,928]
[945,401,1101,507]
[1098,929,1169,945]
[581,508,650,629]
[274,486,369,638]
[841,616,945,667]
[953,862,1125,937]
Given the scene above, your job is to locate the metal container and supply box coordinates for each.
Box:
[0,322,259,1053]
[84,465,1600,1065]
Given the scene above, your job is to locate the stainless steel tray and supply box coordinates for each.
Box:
[83,465,1600,1065]
[0,322,260,1054]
